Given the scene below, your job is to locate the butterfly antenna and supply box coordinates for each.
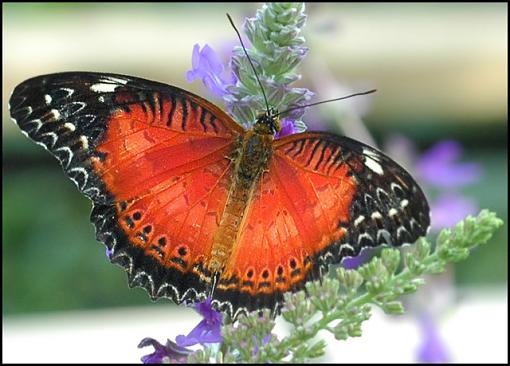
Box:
[227,13,271,115]
[275,89,377,118]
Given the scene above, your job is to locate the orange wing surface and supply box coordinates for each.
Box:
[213,132,429,317]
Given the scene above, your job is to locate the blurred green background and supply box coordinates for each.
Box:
[2,3,507,316]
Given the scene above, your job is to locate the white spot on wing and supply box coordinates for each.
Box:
[45,109,61,121]
[371,211,383,220]
[45,94,52,105]
[354,215,365,226]
[64,122,76,132]
[365,156,384,175]
[80,135,89,150]
[363,148,380,161]
[91,83,119,93]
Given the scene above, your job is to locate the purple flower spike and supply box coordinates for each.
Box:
[138,337,192,364]
[416,312,451,363]
[416,140,482,188]
[175,297,223,347]
[186,44,236,97]
[430,193,478,231]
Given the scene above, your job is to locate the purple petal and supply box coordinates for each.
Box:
[175,297,223,347]
[416,313,450,363]
[416,140,482,188]
[186,43,235,97]
[430,193,478,232]
[274,118,298,139]
[191,43,200,70]
[341,247,373,269]
[195,297,222,323]
[138,338,191,364]
[200,44,224,75]
[105,247,112,259]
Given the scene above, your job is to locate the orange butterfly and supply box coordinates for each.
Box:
[9,72,429,318]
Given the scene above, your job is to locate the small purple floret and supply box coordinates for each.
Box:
[186,44,236,97]
[175,297,223,347]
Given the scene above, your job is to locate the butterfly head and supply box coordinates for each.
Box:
[253,107,281,136]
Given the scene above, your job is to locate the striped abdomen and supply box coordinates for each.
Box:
[208,130,274,273]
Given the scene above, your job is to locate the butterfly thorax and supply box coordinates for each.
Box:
[208,127,274,274]
[253,108,281,135]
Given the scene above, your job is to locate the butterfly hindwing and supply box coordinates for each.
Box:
[9,72,244,306]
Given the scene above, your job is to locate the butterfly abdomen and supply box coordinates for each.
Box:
[208,130,273,273]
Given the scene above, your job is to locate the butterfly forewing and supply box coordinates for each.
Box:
[9,72,244,306]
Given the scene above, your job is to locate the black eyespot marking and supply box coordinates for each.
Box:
[158,237,167,246]
[143,225,152,234]
[133,211,142,220]
[277,266,284,276]
[262,269,269,279]
[124,216,135,229]
[247,269,254,278]
[178,246,187,256]
[289,258,297,269]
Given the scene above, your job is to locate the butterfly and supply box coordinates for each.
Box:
[9,72,430,319]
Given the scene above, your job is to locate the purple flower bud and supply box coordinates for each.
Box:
[186,44,236,97]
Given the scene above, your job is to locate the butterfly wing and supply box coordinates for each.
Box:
[9,72,244,305]
[213,132,430,317]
